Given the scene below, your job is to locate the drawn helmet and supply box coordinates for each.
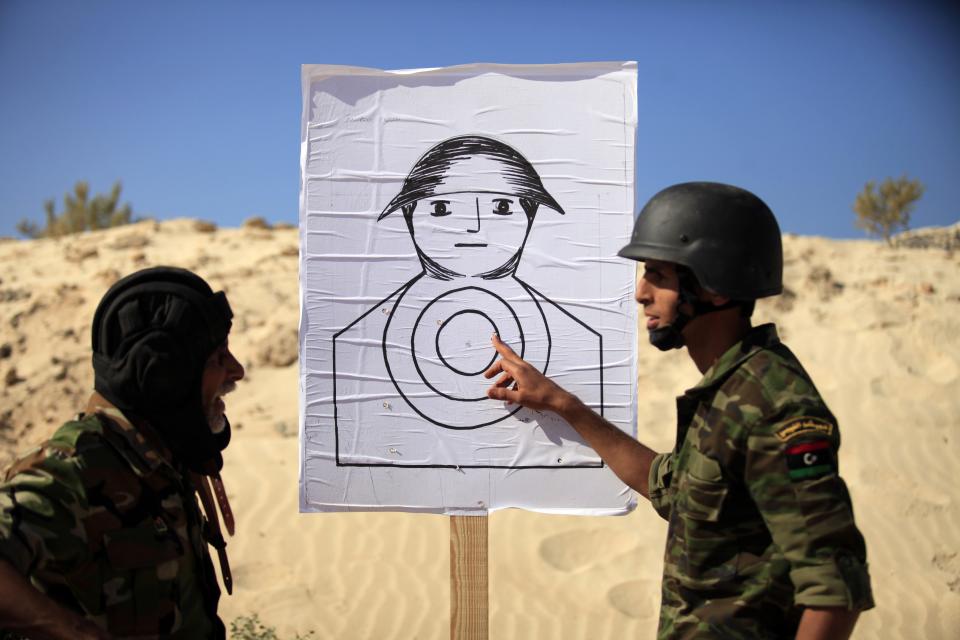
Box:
[378,135,565,220]
[92,266,233,472]
[618,181,783,300]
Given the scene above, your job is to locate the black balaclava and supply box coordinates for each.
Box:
[91,267,234,474]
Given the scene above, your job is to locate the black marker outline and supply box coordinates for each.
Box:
[330,134,607,469]
[408,286,525,403]
[435,309,500,377]
[385,284,530,425]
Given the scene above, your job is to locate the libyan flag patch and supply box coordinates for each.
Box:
[786,440,836,481]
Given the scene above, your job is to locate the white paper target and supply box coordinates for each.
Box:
[299,62,638,515]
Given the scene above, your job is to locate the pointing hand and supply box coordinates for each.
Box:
[484,334,571,414]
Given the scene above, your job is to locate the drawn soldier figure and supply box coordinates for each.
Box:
[334,135,603,468]
[485,183,874,638]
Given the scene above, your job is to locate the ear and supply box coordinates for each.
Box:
[690,280,729,307]
[704,291,731,307]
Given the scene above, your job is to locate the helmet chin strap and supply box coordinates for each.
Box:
[648,277,741,352]
[648,292,695,351]
[648,318,688,351]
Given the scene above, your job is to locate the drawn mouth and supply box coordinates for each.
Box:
[454,243,488,247]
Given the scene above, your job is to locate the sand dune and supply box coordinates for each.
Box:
[1,220,958,638]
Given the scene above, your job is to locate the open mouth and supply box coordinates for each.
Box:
[454,242,488,247]
[214,383,236,414]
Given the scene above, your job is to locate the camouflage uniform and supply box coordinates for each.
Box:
[0,395,224,639]
[648,324,874,639]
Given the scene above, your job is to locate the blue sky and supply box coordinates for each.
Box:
[1,0,957,239]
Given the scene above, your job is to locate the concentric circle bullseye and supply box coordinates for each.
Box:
[384,281,550,429]
[435,309,500,376]
[412,287,524,402]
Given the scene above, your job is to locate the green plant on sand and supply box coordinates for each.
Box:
[852,175,924,245]
[230,614,316,640]
[16,180,133,239]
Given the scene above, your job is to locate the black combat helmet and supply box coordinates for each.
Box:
[618,182,783,300]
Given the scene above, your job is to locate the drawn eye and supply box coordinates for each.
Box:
[430,201,451,217]
[492,199,513,215]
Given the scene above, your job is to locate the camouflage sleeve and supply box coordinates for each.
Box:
[0,447,91,577]
[647,452,674,520]
[744,412,874,610]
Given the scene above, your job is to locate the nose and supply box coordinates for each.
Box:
[226,348,245,382]
[467,197,480,233]
[635,275,652,305]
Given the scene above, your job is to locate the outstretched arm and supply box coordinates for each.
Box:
[796,607,859,640]
[0,558,111,640]
[484,334,659,498]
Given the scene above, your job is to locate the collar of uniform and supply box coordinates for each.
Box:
[686,323,781,396]
[83,392,176,475]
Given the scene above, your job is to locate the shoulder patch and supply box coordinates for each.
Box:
[785,440,836,481]
[775,416,834,442]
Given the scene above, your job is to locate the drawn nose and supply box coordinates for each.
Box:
[467,197,480,233]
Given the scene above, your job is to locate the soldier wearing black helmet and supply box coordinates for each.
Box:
[0,267,244,639]
[486,183,874,639]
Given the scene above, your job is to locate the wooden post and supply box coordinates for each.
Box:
[450,514,488,640]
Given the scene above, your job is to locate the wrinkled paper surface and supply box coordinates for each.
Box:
[299,62,638,514]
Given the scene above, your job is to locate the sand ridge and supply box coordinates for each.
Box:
[1,220,958,638]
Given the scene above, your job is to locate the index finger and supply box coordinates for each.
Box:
[483,351,520,380]
[490,333,521,361]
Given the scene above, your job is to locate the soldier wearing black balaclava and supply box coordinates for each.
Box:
[0,267,243,640]
[92,267,236,472]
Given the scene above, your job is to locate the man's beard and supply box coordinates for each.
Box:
[648,324,685,351]
[206,381,237,433]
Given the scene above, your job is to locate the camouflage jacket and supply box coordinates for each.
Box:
[648,324,874,639]
[0,395,224,639]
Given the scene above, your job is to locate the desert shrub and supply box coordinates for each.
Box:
[230,614,315,640]
[17,181,133,239]
[243,216,272,230]
[853,175,924,245]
